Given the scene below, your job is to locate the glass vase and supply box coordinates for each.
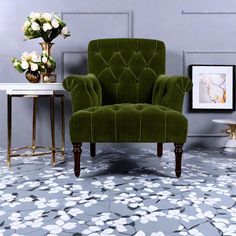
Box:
[39,42,57,83]
[39,42,54,56]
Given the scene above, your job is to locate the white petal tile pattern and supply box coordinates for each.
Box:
[0,147,236,236]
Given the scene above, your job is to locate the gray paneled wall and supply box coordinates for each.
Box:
[0,0,236,149]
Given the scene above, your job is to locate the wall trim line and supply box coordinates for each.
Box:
[188,134,227,137]
[182,50,236,75]
[181,10,236,15]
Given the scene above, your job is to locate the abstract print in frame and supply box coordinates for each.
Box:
[189,65,235,111]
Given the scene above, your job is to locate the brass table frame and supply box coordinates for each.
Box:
[7,93,65,167]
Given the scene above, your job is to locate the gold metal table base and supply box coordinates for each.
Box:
[7,94,65,167]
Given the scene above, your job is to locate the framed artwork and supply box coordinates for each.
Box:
[189,65,235,111]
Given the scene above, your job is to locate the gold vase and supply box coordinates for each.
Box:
[39,42,54,56]
[39,42,56,83]
[25,70,40,83]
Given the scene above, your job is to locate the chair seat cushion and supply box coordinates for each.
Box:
[70,103,187,143]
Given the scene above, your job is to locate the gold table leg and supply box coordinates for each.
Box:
[61,96,65,160]
[32,97,37,154]
[7,95,12,167]
[6,94,65,167]
[50,95,56,166]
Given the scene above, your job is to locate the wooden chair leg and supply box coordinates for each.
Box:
[73,143,82,177]
[174,143,183,178]
[157,143,163,157]
[90,143,96,157]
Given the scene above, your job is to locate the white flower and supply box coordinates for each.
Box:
[31,22,40,31]
[107,218,127,232]
[43,220,76,235]
[8,213,21,221]
[43,23,52,32]
[82,226,101,235]
[61,26,69,36]
[67,208,84,217]
[21,52,30,61]
[24,210,45,220]
[42,13,52,21]
[58,211,70,221]
[51,18,59,28]
[114,192,143,206]
[135,231,145,236]
[23,20,31,29]
[35,198,59,209]
[42,56,48,63]
[13,61,20,67]
[92,213,111,226]
[9,221,26,230]
[21,61,29,70]
[30,12,41,20]
[31,51,40,62]
[189,228,204,236]
[30,63,38,71]
[151,232,165,236]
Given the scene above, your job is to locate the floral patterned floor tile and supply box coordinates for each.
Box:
[0,147,236,236]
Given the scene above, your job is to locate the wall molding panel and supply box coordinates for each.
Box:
[182,50,236,75]
[61,11,133,38]
[61,51,87,81]
[181,10,236,15]
[61,11,134,80]
[188,134,227,137]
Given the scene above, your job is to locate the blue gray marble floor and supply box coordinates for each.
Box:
[0,146,236,236]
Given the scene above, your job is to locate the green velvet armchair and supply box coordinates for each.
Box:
[63,38,192,177]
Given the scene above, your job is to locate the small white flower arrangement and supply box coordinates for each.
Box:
[11,51,56,74]
[11,51,40,73]
[22,12,70,42]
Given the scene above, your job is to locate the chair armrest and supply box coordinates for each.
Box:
[152,74,192,112]
[63,73,102,113]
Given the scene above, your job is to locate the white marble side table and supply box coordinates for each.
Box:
[0,83,65,167]
[212,119,236,152]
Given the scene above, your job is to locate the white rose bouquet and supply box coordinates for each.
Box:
[22,12,70,42]
[11,51,56,74]
[11,51,40,73]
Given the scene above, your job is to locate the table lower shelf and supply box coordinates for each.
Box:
[8,145,65,167]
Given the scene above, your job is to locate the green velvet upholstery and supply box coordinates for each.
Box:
[88,38,165,105]
[63,73,102,113]
[70,103,188,143]
[63,38,192,144]
[63,38,192,177]
[152,75,192,112]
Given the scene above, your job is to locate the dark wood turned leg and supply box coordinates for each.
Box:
[73,143,82,177]
[157,143,163,157]
[90,143,96,157]
[174,143,183,178]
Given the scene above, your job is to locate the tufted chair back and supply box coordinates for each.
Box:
[88,38,165,105]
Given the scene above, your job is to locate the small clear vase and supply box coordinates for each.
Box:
[39,42,57,83]
[40,73,57,83]
[39,42,54,56]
